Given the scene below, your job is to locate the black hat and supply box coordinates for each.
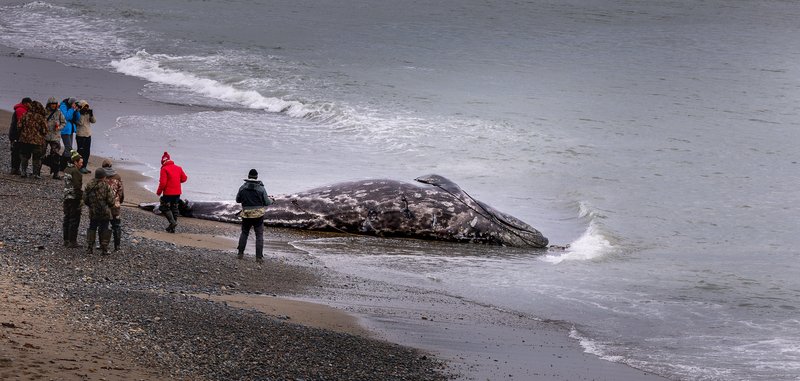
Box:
[248,169,258,179]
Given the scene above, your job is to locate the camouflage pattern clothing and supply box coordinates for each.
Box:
[83,178,115,220]
[103,169,124,217]
[63,163,83,200]
[18,101,48,146]
[62,161,83,246]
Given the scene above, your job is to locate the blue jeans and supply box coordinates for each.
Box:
[61,134,73,156]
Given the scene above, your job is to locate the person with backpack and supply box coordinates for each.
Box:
[8,97,32,175]
[235,169,273,262]
[83,167,115,255]
[101,159,125,251]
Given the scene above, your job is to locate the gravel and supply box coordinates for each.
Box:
[0,134,451,381]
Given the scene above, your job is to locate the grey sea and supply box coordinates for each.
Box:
[2,1,800,379]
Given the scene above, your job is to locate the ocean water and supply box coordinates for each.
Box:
[3,0,800,379]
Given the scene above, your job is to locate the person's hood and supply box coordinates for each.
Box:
[242,179,263,188]
[13,103,28,112]
[161,159,174,167]
[103,167,117,177]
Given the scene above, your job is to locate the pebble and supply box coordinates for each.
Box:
[0,133,450,381]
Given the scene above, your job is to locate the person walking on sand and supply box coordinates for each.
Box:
[75,100,95,174]
[101,159,124,251]
[156,152,187,233]
[44,97,66,179]
[62,150,84,248]
[58,98,80,174]
[8,97,32,175]
[83,168,114,255]
[17,101,48,179]
[235,169,273,262]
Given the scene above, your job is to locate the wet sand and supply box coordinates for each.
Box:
[1,46,670,380]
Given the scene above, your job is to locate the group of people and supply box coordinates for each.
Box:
[61,151,125,255]
[9,97,95,179]
[9,96,273,261]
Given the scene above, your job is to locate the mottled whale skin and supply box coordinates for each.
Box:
[140,174,548,248]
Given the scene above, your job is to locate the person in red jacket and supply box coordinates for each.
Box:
[9,97,32,175]
[156,151,187,233]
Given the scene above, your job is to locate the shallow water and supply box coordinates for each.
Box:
[3,0,800,379]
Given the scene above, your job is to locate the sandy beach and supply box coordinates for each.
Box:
[1,49,669,380]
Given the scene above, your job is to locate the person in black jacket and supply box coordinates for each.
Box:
[235,169,273,262]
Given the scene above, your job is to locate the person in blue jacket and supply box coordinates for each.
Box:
[58,98,80,174]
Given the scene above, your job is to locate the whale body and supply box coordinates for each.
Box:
[140,174,548,248]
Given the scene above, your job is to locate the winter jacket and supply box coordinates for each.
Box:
[156,160,187,196]
[103,168,125,216]
[59,101,80,136]
[9,102,29,141]
[18,102,48,146]
[63,163,83,201]
[45,107,66,142]
[83,178,114,220]
[75,110,96,137]
[236,179,272,210]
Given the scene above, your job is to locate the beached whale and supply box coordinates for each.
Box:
[139,174,548,248]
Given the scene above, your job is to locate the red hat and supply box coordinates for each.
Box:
[161,151,171,165]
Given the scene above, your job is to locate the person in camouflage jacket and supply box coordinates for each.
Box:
[101,159,125,251]
[17,100,48,178]
[62,151,84,248]
[83,167,115,255]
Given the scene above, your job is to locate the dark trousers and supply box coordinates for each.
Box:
[44,140,61,174]
[237,217,265,258]
[76,136,91,169]
[18,142,44,176]
[88,218,110,234]
[10,141,20,174]
[63,199,82,243]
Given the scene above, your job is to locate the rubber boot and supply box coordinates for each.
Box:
[164,210,177,233]
[100,230,112,255]
[112,226,121,251]
[86,229,96,255]
[52,156,63,179]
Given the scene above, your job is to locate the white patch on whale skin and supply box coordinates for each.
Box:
[470,217,479,227]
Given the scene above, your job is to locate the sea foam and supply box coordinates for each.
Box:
[110,51,318,116]
[542,201,614,264]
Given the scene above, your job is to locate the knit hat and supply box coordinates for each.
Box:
[248,169,258,179]
[46,97,58,105]
[161,152,171,165]
[101,159,113,168]
[70,150,82,162]
[77,100,89,108]
[67,97,77,106]
[94,168,106,179]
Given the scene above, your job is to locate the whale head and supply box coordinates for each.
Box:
[415,174,549,248]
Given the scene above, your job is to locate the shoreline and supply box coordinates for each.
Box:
[1,49,670,380]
